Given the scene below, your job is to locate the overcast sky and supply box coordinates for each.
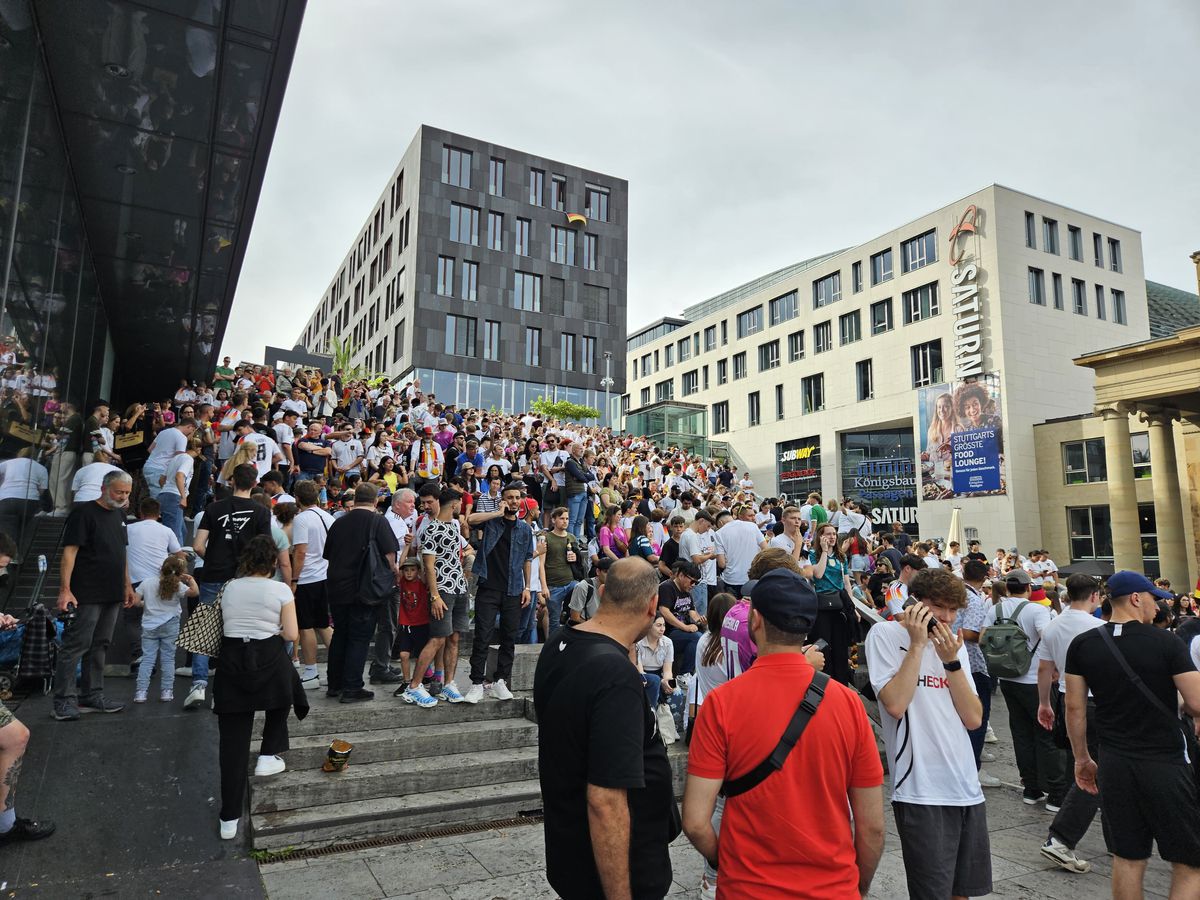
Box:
[223,0,1200,364]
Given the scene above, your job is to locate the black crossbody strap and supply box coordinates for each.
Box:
[1096,625,1181,724]
[721,671,830,798]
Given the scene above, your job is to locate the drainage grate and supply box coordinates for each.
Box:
[257,813,546,863]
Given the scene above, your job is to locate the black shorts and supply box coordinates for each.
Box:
[893,801,992,899]
[396,624,429,656]
[1098,749,1200,866]
[294,581,331,631]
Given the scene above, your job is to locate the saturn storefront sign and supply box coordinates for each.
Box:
[777,437,821,499]
[948,204,985,379]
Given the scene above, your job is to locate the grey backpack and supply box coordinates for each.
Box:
[980,600,1038,679]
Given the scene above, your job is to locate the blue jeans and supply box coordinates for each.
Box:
[643,672,664,709]
[137,617,180,693]
[583,497,596,540]
[159,491,185,545]
[548,582,576,630]
[191,580,224,687]
[566,493,588,541]
[968,671,993,768]
[519,597,538,643]
[690,582,711,617]
[667,627,701,676]
[144,464,165,499]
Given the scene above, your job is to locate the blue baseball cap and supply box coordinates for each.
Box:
[750,569,818,634]
[1106,570,1172,600]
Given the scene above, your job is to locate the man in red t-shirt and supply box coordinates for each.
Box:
[683,568,885,899]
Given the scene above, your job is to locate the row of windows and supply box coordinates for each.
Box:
[441,144,611,221]
[450,202,600,269]
[1062,434,1151,484]
[443,314,598,372]
[1024,211,1123,273]
[435,259,611,323]
[1027,268,1127,324]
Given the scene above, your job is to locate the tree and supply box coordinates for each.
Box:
[530,396,601,423]
[326,335,385,383]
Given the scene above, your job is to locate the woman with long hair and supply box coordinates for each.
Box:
[925,391,956,457]
[213,535,303,841]
[219,440,257,485]
[598,506,626,562]
[809,522,854,684]
[627,514,659,565]
[518,437,543,508]
[370,456,400,494]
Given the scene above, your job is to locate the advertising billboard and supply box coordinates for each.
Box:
[918,373,1006,500]
[777,436,821,501]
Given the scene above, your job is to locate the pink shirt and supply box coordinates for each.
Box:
[720,599,757,680]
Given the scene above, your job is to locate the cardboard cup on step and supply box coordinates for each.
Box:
[323,739,353,772]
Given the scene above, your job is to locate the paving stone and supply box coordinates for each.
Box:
[367,844,493,895]
[261,858,385,899]
[446,869,558,900]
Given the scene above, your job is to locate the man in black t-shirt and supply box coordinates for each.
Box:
[1065,570,1200,895]
[965,541,988,565]
[658,560,704,676]
[656,516,686,579]
[534,557,680,900]
[52,470,135,721]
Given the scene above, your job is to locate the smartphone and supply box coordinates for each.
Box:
[812,638,829,653]
[926,616,940,633]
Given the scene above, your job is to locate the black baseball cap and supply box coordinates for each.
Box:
[750,569,818,634]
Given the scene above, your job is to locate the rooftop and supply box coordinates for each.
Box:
[679,251,845,322]
[1146,279,1200,338]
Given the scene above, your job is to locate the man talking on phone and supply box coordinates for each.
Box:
[866,568,991,900]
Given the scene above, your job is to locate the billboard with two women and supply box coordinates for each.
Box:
[917,373,1006,500]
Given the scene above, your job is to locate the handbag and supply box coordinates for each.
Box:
[816,591,843,611]
[567,537,588,582]
[656,702,679,745]
[358,516,397,606]
[177,584,226,658]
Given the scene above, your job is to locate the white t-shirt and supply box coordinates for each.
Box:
[540,449,566,488]
[71,462,122,503]
[239,432,282,479]
[136,575,188,629]
[1035,607,1103,692]
[837,510,872,539]
[220,576,294,639]
[713,520,763,586]
[678,527,717,586]
[767,533,797,554]
[280,398,308,418]
[331,438,364,473]
[127,519,182,584]
[693,631,728,708]
[160,453,194,497]
[635,635,674,673]
[0,458,49,502]
[292,506,334,583]
[984,597,1054,684]
[866,621,983,806]
[146,427,187,471]
[218,410,243,459]
[273,422,295,450]
[1191,635,1200,673]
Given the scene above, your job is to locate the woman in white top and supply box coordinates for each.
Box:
[0,449,50,540]
[212,535,302,842]
[632,613,675,710]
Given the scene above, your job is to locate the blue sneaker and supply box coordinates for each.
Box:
[438,681,466,703]
[402,685,438,708]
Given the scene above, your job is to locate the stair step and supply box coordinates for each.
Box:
[286,717,538,766]
[250,779,545,850]
[270,694,531,737]
[250,746,541,814]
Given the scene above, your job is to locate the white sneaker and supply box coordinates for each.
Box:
[300,675,321,691]
[254,754,286,777]
[133,690,148,703]
[984,724,997,744]
[490,679,514,701]
[978,769,1001,787]
[175,666,193,677]
[1040,837,1091,873]
[980,749,996,762]
[699,873,717,900]
[219,818,238,840]
[463,683,485,704]
[183,685,206,709]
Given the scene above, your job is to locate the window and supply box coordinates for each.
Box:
[713,401,729,434]
[748,391,761,427]
[901,229,936,273]
[814,321,832,354]
[717,358,728,385]
[525,327,541,366]
[514,271,541,311]
[852,261,863,293]
[733,352,747,380]
[693,332,700,358]
[870,248,893,285]
[460,260,478,301]
[1108,238,1122,273]
[1112,289,1127,325]
[736,306,763,338]
[487,211,504,251]
[758,340,780,371]
[551,175,566,212]
[769,291,799,326]
[769,384,782,420]
[550,225,575,265]
[436,256,454,296]
[488,157,505,196]
[1028,267,1046,305]
[1025,211,1037,249]
[1072,278,1087,315]
[1043,217,1059,255]
[721,320,728,345]
[641,387,651,406]
[902,282,939,323]
[653,351,659,372]
[515,218,531,256]
[704,325,717,351]
[787,330,805,361]
[910,339,943,388]
[870,298,894,334]
[581,336,595,374]
[561,333,576,371]
[664,344,674,368]
[656,379,674,402]
[813,272,841,308]
[1095,284,1106,320]
[583,233,598,270]
[801,374,824,414]
[529,169,544,206]
[1093,232,1104,268]
[483,320,501,361]
[682,370,698,396]
[1068,225,1083,261]
[1052,273,1064,310]
[1069,506,1113,560]
[392,319,406,361]
[839,310,861,345]
[856,359,874,401]
[585,185,609,222]
[1063,438,1107,484]
[450,203,479,245]
[445,314,476,357]
[702,365,709,390]
[640,353,651,377]
[441,146,471,188]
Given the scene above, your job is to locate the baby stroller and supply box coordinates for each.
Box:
[0,603,60,700]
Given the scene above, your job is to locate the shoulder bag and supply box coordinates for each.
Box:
[722,670,830,797]
[358,515,397,606]
[177,583,226,658]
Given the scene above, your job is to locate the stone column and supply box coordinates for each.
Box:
[1099,404,1142,571]
[1142,408,1189,587]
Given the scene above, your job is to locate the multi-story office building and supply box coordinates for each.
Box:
[296,126,628,418]
[623,184,1160,549]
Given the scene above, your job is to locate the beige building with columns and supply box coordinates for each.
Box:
[1034,323,1200,590]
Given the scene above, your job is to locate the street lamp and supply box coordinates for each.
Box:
[600,351,614,427]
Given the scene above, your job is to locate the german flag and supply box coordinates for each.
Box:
[565,212,587,227]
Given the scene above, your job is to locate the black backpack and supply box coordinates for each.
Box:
[357,516,396,606]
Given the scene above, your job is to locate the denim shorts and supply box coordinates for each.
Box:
[429,592,469,638]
